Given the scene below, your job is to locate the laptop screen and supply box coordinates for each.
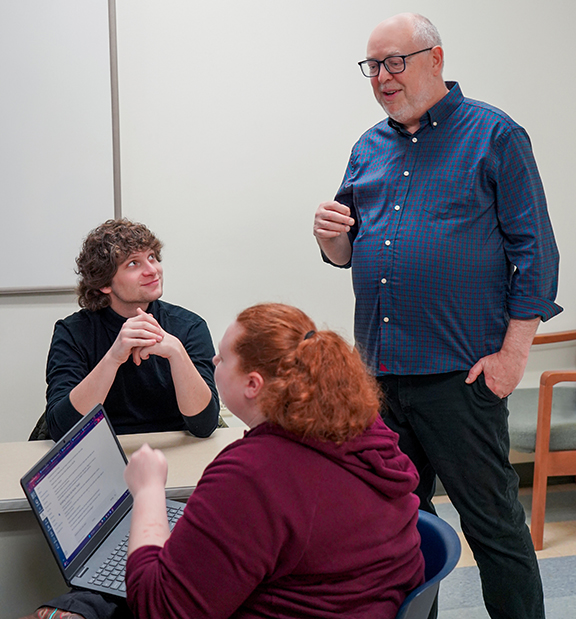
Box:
[23,408,130,569]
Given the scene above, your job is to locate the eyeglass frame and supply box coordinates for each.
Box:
[358,47,433,77]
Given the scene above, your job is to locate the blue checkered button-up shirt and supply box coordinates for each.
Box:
[328,82,562,375]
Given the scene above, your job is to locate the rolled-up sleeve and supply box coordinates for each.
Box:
[494,127,562,322]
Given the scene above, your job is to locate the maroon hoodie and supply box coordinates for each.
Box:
[126,416,424,619]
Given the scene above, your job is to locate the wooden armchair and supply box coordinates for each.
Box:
[507,329,576,550]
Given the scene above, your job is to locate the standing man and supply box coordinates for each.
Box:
[314,13,560,619]
[44,218,220,441]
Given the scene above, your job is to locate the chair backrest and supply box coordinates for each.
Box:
[508,386,576,453]
[29,412,50,441]
[395,510,462,619]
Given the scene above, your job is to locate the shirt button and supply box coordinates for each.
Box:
[383,317,389,323]
[403,170,410,176]
[412,137,418,143]
[384,240,391,246]
[432,121,438,127]
[394,205,400,211]
[381,278,387,284]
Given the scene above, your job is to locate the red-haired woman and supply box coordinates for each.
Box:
[124,303,424,619]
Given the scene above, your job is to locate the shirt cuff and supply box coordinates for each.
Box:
[320,249,351,269]
[507,296,563,322]
[46,395,83,441]
[182,395,220,438]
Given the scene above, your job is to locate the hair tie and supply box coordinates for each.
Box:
[304,330,316,340]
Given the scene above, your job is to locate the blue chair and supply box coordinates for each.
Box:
[395,510,462,619]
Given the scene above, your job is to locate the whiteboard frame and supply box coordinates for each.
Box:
[0,0,121,296]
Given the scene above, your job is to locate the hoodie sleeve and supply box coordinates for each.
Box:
[125,439,317,619]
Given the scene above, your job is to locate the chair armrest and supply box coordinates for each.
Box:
[533,330,576,345]
[540,370,576,388]
[535,370,576,459]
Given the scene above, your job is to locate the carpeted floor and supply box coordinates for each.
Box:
[434,484,576,617]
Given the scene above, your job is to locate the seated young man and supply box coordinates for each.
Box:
[44,218,220,441]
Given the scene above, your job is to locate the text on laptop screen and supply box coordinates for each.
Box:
[24,410,130,567]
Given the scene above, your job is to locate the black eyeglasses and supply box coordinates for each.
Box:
[358,48,433,77]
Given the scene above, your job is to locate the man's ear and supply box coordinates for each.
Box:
[430,45,444,76]
[245,372,264,400]
[100,286,112,295]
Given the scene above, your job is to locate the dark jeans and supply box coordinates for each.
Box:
[378,371,545,619]
[45,590,132,619]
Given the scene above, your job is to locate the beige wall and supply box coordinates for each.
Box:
[2,0,575,442]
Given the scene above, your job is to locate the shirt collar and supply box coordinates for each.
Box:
[388,81,463,135]
[100,304,127,330]
[100,299,158,329]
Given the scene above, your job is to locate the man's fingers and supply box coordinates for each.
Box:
[315,219,352,236]
[132,347,142,366]
[126,312,162,333]
[135,307,161,328]
[465,361,483,384]
[317,201,355,226]
[314,202,355,239]
[121,324,164,343]
[321,200,352,215]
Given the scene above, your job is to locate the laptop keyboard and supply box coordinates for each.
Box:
[88,502,185,593]
[89,534,129,592]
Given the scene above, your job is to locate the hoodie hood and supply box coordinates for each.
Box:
[245,417,419,500]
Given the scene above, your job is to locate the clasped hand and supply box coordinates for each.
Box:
[109,308,178,366]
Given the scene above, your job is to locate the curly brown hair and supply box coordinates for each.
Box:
[76,219,163,311]
[234,303,381,443]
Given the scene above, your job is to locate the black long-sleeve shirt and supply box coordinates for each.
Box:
[45,299,220,441]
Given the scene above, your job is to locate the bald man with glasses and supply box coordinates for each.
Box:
[314,12,560,619]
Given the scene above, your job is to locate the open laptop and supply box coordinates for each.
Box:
[20,403,185,598]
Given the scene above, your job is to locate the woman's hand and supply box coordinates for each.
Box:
[124,443,168,497]
[125,444,171,556]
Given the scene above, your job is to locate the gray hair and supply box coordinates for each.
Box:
[411,14,442,48]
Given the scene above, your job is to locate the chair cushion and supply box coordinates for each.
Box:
[508,387,576,453]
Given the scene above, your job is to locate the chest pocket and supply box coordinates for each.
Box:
[416,163,476,218]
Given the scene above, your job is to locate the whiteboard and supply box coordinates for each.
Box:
[0,0,116,293]
[113,0,576,342]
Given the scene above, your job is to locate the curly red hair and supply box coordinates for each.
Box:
[234,303,380,443]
